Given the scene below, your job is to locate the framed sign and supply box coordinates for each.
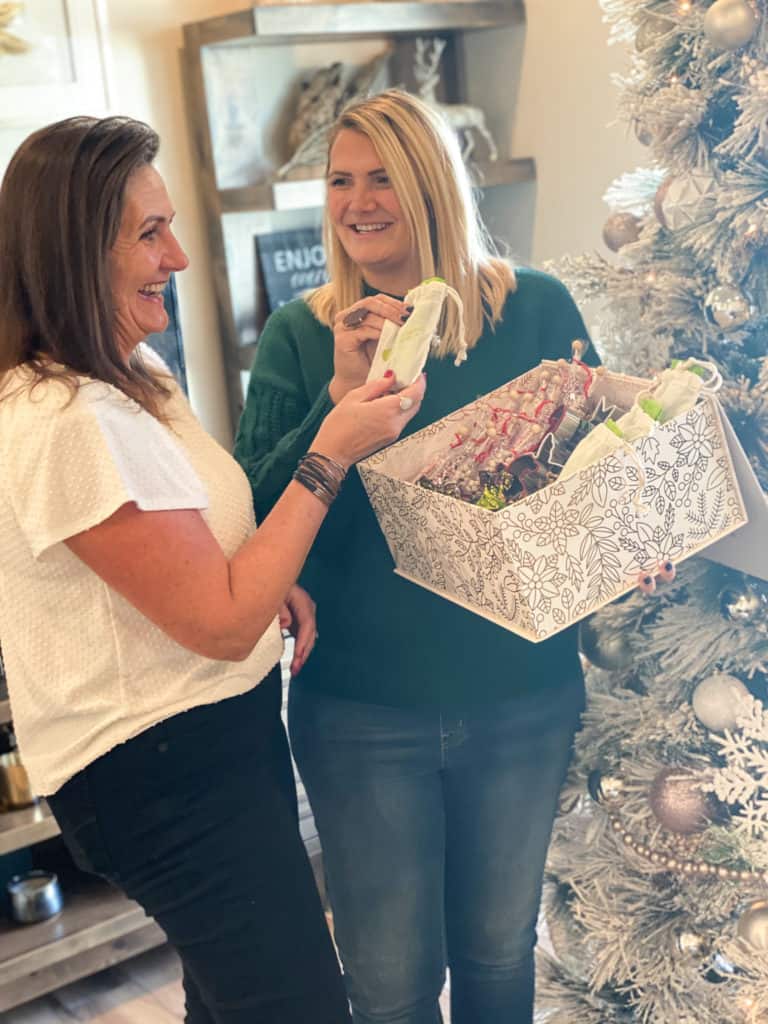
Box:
[256,226,327,314]
[0,0,110,178]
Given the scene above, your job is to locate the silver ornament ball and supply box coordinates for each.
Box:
[737,900,768,951]
[602,212,642,252]
[703,0,760,52]
[655,170,717,232]
[719,584,764,623]
[691,673,750,733]
[704,284,754,331]
[649,767,719,835]
[579,616,634,671]
[635,13,670,51]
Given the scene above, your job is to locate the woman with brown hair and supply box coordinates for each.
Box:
[0,114,424,1023]
[236,89,598,1024]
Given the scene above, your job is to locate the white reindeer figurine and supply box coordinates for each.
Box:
[413,37,498,163]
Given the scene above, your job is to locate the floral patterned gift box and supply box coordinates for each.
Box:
[358,362,752,642]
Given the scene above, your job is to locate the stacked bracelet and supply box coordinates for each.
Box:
[293,451,348,507]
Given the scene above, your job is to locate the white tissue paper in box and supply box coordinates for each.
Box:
[358,363,757,643]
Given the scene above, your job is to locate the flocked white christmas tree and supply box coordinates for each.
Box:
[536,2,768,1021]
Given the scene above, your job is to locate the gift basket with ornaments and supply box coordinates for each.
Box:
[360,329,759,641]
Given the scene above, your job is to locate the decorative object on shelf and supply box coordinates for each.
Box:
[0,724,36,810]
[691,672,750,732]
[587,768,625,805]
[578,616,635,671]
[286,61,344,156]
[277,49,391,179]
[703,0,759,53]
[704,283,755,331]
[7,870,63,924]
[256,226,327,313]
[719,580,766,623]
[653,169,717,232]
[0,751,35,809]
[648,766,720,835]
[736,900,768,950]
[602,212,642,252]
[413,36,497,162]
[0,2,30,55]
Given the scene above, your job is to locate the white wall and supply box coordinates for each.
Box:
[102,0,245,447]
[465,0,645,266]
[100,0,642,445]
[512,0,646,264]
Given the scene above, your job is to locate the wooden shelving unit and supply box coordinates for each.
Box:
[181,0,532,430]
[0,699,163,1011]
[0,879,165,1012]
[219,157,535,214]
[0,800,60,856]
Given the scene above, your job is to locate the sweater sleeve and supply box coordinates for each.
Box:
[234,304,334,521]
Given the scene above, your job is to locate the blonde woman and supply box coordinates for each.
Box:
[236,89,598,1024]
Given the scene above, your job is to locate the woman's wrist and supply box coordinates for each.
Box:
[292,451,348,507]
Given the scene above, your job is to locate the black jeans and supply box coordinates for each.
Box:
[48,667,351,1024]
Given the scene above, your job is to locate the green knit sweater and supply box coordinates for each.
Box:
[235,268,598,708]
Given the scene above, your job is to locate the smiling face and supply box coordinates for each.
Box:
[326,129,421,295]
[108,164,188,355]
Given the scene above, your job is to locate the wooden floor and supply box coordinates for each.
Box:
[4,943,453,1022]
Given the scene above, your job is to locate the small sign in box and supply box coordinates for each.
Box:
[358,363,754,642]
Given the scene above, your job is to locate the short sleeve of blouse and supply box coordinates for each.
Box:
[7,379,209,559]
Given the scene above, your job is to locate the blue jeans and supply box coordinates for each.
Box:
[289,680,584,1024]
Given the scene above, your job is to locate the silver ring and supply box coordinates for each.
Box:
[399,395,414,412]
[343,306,370,329]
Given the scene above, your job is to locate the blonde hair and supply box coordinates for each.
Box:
[307,89,515,356]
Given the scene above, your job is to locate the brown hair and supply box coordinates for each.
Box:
[0,115,172,416]
[308,89,515,353]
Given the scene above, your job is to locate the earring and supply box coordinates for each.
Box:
[658,560,676,583]
[637,572,657,595]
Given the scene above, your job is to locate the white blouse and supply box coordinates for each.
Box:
[0,349,282,795]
